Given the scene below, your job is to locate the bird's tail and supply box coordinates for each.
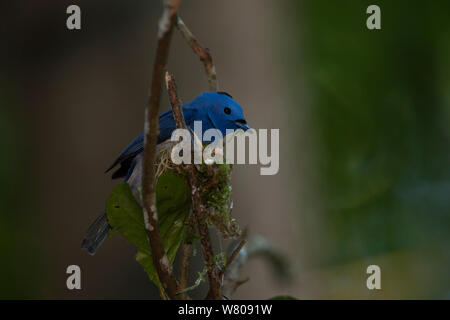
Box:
[81,213,111,255]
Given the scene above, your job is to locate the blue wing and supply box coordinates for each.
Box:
[158,109,177,143]
[106,107,194,180]
[105,133,144,179]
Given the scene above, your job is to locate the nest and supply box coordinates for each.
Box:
[155,141,241,239]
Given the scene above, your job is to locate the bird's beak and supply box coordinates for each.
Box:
[235,119,250,131]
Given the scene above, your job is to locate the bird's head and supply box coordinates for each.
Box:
[187,91,250,136]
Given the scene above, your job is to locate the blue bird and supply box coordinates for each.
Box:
[82,92,250,255]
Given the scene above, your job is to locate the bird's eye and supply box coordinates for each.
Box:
[224,107,231,115]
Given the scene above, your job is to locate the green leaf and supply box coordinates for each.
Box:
[106,171,191,290]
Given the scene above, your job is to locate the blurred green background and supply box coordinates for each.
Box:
[0,0,448,299]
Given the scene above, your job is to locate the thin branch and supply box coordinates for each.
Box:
[222,232,250,298]
[141,0,181,300]
[176,16,218,91]
[165,72,187,129]
[165,72,222,300]
[219,239,247,279]
[222,234,292,297]
[177,214,195,299]
[232,277,250,292]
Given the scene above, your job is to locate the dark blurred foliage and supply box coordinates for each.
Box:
[0,81,40,298]
[285,0,450,297]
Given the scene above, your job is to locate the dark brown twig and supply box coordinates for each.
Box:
[177,214,195,299]
[165,72,222,300]
[176,16,218,91]
[219,239,247,279]
[141,0,181,300]
[232,277,250,291]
